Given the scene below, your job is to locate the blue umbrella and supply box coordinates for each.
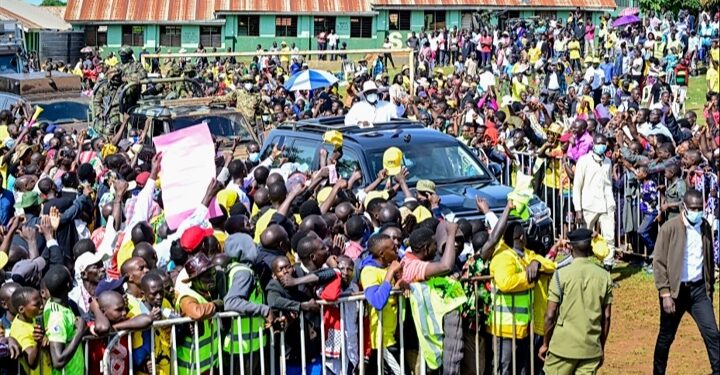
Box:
[283,69,339,91]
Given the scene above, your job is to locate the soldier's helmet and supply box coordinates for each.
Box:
[170,64,183,76]
[119,46,134,58]
[106,67,122,79]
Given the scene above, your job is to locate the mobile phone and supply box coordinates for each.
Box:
[276,136,286,150]
[327,164,338,184]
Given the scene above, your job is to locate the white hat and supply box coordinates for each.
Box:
[361,80,379,94]
[75,251,105,277]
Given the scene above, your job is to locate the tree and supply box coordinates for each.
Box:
[40,0,67,6]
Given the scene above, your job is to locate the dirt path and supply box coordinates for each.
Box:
[601,264,719,375]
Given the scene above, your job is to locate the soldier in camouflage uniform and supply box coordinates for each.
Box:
[92,68,123,137]
[118,46,147,83]
[119,46,148,106]
[164,63,193,100]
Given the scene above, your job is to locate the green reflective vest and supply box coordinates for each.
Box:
[175,288,218,375]
[489,288,533,339]
[407,276,468,370]
[223,263,267,354]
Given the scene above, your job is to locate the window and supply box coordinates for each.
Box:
[424,11,446,30]
[121,25,144,47]
[237,15,260,36]
[350,17,372,38]
[84,26,107,47]
[314,16,336,34]
[159,26,181,47]
[200,26,222,47]
[388,10,411,31]
[276,16,297,37]
[536,11,555,20]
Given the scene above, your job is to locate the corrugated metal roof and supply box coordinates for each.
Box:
[215,0,373,14]
[64,0,219,23]
[0,0,70,30]
[65,0,614,23]
[373,0,615,9]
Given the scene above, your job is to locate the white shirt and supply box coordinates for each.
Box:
[681,216,703,282]
[637,122,674,141]
[344,100,398,126]
[328,34,339,47]
[573,153,615,214]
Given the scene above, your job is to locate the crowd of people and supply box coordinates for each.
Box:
[3,5,720,375]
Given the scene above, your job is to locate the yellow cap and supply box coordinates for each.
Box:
[363,190,390,209]
[382,147,404,176]
[413,205,433,224]
[323,130,343,149]
[216,189,239,211]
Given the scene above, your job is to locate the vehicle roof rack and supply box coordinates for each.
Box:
[278,117,425,134]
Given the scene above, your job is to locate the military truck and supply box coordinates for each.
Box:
[115,78,261,158]
[0,71,90,130]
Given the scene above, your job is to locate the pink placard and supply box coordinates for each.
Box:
[153,123,221,230]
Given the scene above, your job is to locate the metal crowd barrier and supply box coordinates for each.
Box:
[91,276,551,375]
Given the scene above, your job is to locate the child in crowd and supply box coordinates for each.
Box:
[320,255,360,375]
[633,165,659,269]
[9,286,51,375]
[660,163,687,220]
[42,265,86,375]
[359,234,403,374]
[134,270,175,375]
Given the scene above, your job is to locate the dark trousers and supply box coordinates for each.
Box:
[638,212,658,257]
[653,280,720,375]
[495,337,530,375]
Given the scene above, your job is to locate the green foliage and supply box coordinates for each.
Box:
[639,0,701,12]
[40,0,67,6]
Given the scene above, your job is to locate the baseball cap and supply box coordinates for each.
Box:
[382,147,404,176]
[95,277,126,296]
[416,180,436,194]
[179,226,214,252]
[74,251,105,276]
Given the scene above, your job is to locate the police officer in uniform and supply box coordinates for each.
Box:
[540,228,613,375]
[92,67,124,137]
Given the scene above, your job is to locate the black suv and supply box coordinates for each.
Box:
[261,117,554,251]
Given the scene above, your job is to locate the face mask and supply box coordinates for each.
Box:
[683,204,703,225]
[244,83,253,91]
[593,144,607,155]
[262,115,270,123]
[248,152,260,163]
[366,93,378,104]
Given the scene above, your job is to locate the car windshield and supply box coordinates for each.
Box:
[172,113,251,140]
[36,101,90,124]
[368,143,489,184]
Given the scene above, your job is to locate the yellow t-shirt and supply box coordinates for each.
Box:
[253,208,278,243]
[529,47,541,64]
[568,40,581,60]
[10,317,52,375]
[710,47,719,64]
[511,77,526,103]
[707,67,719,93]
[360,265,397,349]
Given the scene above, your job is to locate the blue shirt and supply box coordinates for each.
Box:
[0,189,13,226]
[640,180,658,215]
[599,62,614,83]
